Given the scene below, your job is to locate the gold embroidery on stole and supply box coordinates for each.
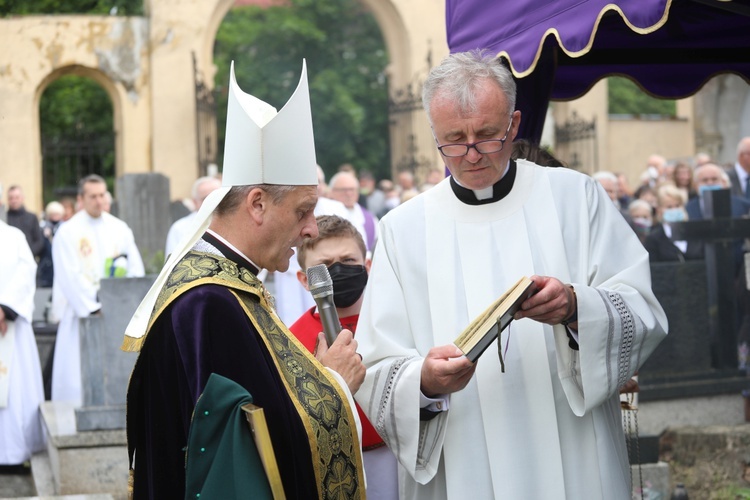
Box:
[139,251,365,499]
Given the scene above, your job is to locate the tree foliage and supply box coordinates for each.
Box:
[39,76,115,201]
[0,0,143,16]
[608,76,676,116]
[40,75,113,136]
[213,0,390,180]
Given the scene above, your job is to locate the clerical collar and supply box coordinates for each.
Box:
[449,160,517,205]
[201,230,260,275]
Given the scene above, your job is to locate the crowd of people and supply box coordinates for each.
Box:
[588,144,750,268]
[0,49,747,498]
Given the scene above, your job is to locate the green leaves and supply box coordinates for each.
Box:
[608,76,676,117]
[0,0,143,16]
[40,76,113,136]
[213,0,390,180]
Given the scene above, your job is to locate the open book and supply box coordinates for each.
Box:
[454,276,537,364]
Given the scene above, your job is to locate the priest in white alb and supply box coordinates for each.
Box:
[355,50,668,500]
[51,174,145,404]
[0,220,45,466]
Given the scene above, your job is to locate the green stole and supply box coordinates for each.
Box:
[135,250,366,499]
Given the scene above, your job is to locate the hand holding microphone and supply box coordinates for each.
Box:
[307,263,342,346]
[307,263,364,392]
[314,329,365,393]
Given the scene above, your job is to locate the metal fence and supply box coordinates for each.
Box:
[41,132,115,202]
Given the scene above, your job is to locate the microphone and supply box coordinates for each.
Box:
[306,264,342,346]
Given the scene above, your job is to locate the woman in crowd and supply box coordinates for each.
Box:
[644,184,703,262]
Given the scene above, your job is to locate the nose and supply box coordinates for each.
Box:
[464,145,483,163]
[302,212,319,240]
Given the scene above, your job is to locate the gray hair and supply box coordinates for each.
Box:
[191,176,219,201]
[592,171,619,184]
[657,183,687,206]
[422,50,517,123]
[214,184,297,216]
[329,171,359,190]
[628,198,653,215]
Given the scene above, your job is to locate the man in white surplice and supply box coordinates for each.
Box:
[355,50,668,500]
[51,174,145,404]
[0,220,45,466]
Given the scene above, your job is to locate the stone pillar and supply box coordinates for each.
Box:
[116,173,171,273]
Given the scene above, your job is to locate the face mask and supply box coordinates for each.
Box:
[662,207,686,223]
[632,217,652,228]
[328,262,368,308]
[699,184,723,196]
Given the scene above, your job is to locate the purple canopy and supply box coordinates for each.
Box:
[446,0,750,140]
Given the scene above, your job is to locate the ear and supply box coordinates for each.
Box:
[510,110,521,141]
[297,269,310,291]
[365,257,372,274]
[246,188,267,224]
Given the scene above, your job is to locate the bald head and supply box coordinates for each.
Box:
[694,163,729,189]
[647,154,667,170]
[592,171,620,203]
[329,171,359,209]
[192,176,222,211]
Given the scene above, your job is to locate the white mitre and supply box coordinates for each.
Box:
[122,60,317,351]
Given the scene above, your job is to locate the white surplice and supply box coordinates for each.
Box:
[51,210,145,404]
[355,161,668,500]
[0,221,45,463]
[165,210,200,258]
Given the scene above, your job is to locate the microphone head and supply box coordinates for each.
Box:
[306,264,333,298]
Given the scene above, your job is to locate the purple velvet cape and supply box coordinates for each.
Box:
[126,280,318,498]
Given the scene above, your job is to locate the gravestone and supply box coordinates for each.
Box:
[75,277,154,431]
[116,173,171,273]
[36,277,154,496]
[640,188,750,401]
[170,199,191,225]
[671,188,750,368]
[635,261,750,401]
[641,261,711,376]
[32,287,56,399]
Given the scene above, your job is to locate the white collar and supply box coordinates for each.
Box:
[453,160,510,201]
[735,163,749,186]
[205,228,263,271]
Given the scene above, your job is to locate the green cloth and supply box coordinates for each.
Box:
[184,373,274,500]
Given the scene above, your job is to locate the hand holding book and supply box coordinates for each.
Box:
[454,277,538,365]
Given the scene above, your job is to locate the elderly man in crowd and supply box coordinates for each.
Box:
[165,176,222,257]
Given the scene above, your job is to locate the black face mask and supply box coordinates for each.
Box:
[328,262,368,309]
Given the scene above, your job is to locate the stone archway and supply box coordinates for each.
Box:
[0,0,445,211]
[36,65,123,200]
[0,15,151,212]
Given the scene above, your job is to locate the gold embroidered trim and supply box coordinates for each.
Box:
[497,0,673,78]
[128,250,365,498]
[232,291,365,500]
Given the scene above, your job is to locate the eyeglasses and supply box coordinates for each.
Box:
[436,117,513,158]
